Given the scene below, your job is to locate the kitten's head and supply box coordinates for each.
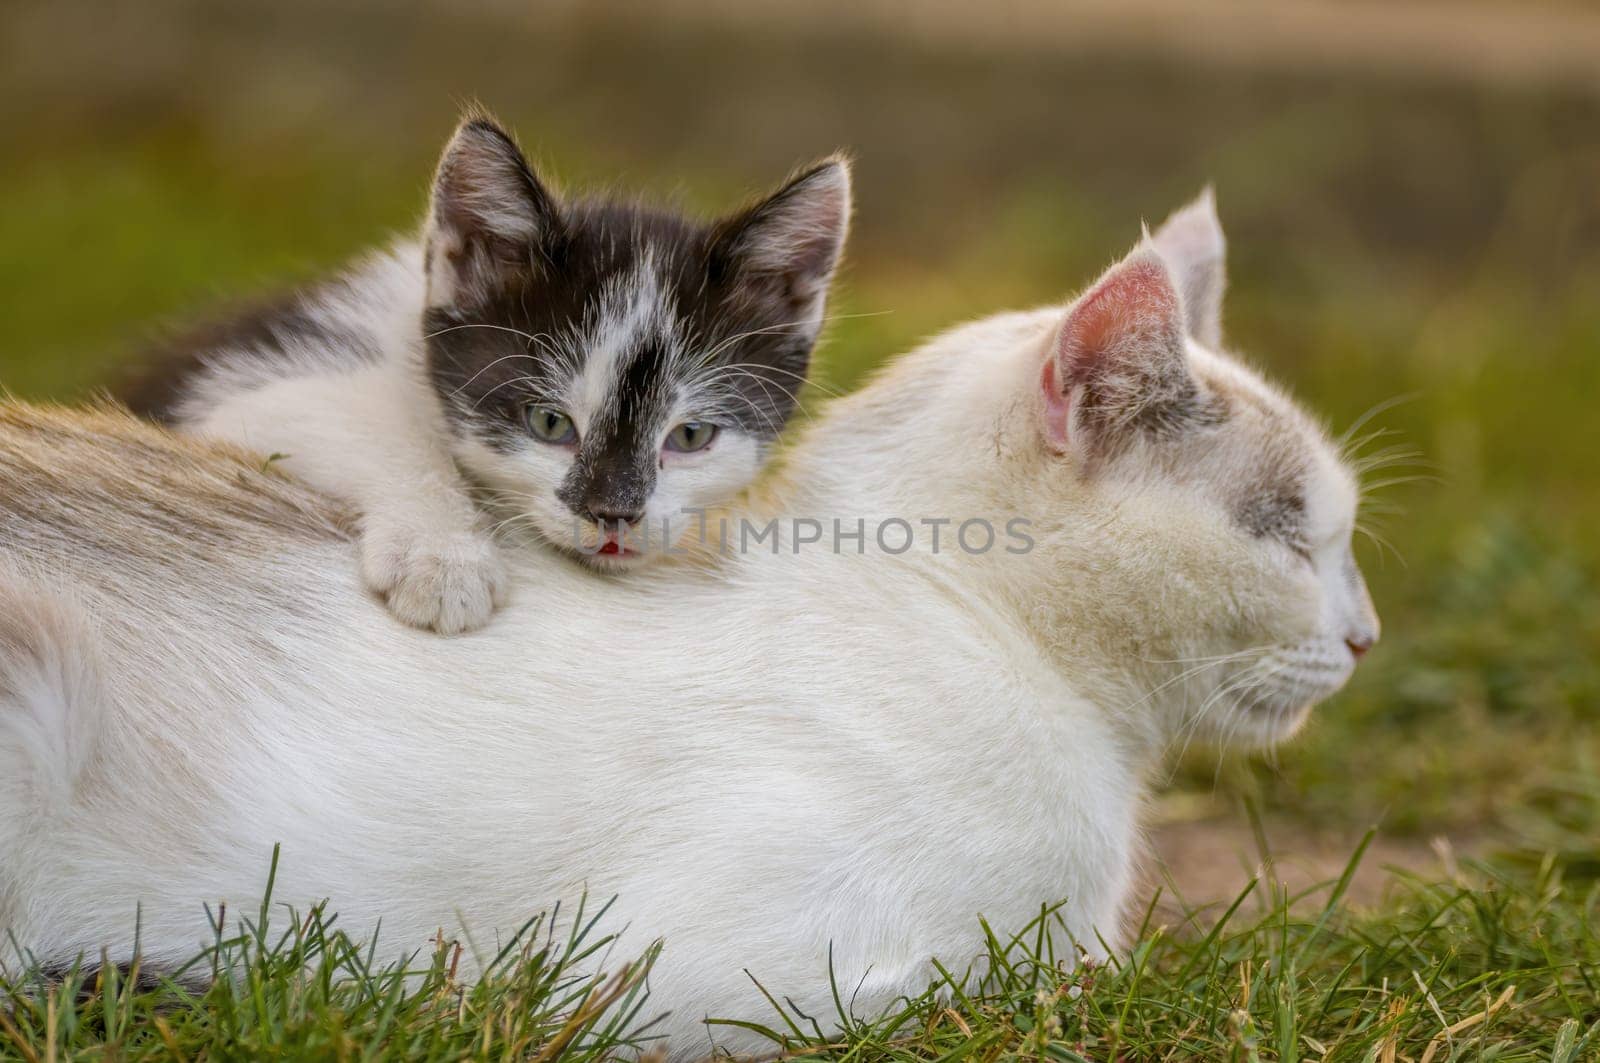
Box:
[420,115,850,567]
[970,192,1380,748]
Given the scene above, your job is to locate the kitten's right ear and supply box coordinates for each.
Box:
[424,116,560,309]
[711,157,852,338]
[1151,187,1226,348]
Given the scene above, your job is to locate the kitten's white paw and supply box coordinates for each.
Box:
[359,523,509,635]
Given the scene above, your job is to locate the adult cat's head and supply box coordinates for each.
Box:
[838,191,1378,749]
[421,114,850,568]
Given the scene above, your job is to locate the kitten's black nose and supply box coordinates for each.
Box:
[555,455,653,528]
[585,505,645,527]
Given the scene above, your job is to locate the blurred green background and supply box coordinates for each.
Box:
[3,0,1597,858]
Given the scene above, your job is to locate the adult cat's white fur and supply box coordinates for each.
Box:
[0,195,1377,1058]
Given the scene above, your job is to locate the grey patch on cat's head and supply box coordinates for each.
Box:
[1190,361,1316,551]
[420,113,850,526]
[1235,473,1309,547]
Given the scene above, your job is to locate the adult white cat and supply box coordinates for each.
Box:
[0,194,1377,1058]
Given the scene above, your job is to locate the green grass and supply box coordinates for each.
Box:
[5,831,1598,1061]
[748,853,1600,1062]
[2,852,666,1062]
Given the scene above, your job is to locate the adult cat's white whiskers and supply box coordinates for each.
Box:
[1341,428,1432,569]
[1335,392,1419,451]
[1114,646,1273,767]
[1226,660,1293,775]
[1351,473,1433,569]
[1357,496,1405,516]
[1159,651,1277,770]
[1358,473,1437,493]
[1355,518,1405,568]
[1195,661,1287,786]
[1348,442,1425,477]
[1339,426,1401,464]
[1162,666,1253,779]
[1134,649,1265,716]
[1142,648,1269,666]
[1336,408,1437,533]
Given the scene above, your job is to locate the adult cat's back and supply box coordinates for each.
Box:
[0,402,352,568]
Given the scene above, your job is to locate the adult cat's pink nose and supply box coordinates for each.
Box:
[1345,636,1374,661]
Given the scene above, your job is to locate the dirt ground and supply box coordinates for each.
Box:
[1144,809,1482,924]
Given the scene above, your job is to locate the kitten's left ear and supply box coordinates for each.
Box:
[1151,187,1227,349]
[711,157,853,340]
[424,115,561,309]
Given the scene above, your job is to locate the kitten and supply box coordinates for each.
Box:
[120,114,851,633]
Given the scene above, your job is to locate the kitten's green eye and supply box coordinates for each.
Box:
[526,406,577,445]
[665,421,718,453]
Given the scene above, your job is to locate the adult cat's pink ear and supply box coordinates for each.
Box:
[1041,243,1193,455]
[1151,187,1226,349]
[423,114,560,309]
